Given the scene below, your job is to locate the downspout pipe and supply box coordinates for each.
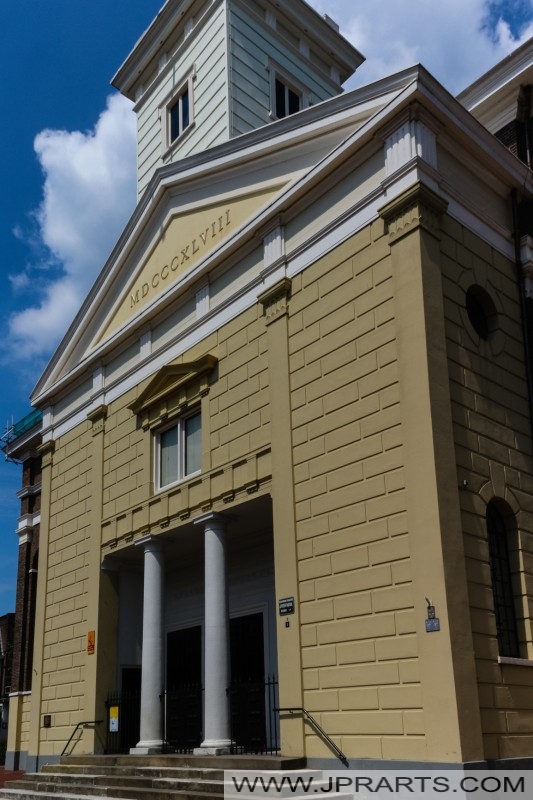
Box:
[511,188,533,445]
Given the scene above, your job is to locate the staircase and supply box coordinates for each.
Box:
[0,754,308,800]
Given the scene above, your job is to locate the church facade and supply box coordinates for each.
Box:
[6,0,533,772]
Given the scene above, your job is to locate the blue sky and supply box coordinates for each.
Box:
[0,0,532,615]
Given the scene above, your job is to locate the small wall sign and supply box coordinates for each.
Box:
[88,630,95,655]
[279,597,295,616]
[109,705,119,733]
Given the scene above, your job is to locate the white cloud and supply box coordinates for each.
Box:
[310,0,533,94]
[8,92,136,358]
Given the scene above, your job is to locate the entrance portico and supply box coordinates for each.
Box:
[110,496,277,756]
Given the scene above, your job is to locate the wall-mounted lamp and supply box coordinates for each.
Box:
[425,597,440,632]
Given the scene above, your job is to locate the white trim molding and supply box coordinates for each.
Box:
[385,117,438,177]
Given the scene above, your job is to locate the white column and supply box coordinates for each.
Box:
[194,512,231,753]
[131,537,165,753]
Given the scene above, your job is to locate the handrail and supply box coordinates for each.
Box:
[276,707,349,767]
[61,720,103,757]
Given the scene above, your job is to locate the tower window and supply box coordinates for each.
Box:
[169,86,190,143]
[275,78,301,119]
[161,71,195,152]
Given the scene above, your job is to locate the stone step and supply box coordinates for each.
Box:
[0,784,221,800]
[0,781,218,800]
[41,766,225,781]
[57,756,306,771]
[10,773,224,791]
[0,755,311,800]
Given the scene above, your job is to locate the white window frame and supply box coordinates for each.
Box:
[269,66,309,120]
[154,409,201,491]
[160,68,195,153]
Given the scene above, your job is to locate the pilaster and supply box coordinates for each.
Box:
[379,182,484,762]
[26,439,55,770]
[258,277,305,757]
[85,405,117,753]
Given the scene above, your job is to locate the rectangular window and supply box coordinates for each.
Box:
[157,410,201,489]
[169,86,191,143]
[274,77,302,119]
[161,71,195,152]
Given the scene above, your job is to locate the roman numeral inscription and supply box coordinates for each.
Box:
[130,208,231,309]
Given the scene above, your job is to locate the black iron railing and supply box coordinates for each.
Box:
[163,682,203,753]
[106,676,279,756]
[228,675,279,755]
[105,691,141,754]
[276,706,348,766]
[62,720,103,756]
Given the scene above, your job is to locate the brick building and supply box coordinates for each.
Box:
[5,0,533,774]
[0,613,15,742]
[1,410,42,755]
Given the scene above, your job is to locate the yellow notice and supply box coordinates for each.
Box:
[109,705,119,733]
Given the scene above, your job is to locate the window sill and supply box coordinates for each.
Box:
[156,469,201,494]
[161,121,195,161]
[498,656,533,667]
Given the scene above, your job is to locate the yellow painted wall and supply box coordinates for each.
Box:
[441,216,533,760]
[37,423,93,755]
[6,693,32,756]
[30,203,533,765]
[287,221,421,761]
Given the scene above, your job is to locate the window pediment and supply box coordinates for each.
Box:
[129,354,217,429]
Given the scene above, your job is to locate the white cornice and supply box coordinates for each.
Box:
[458,38,533,112]
[113,0,363,101]
[458,38,533,133]
[112,0,205,99]
[16,483,42,501]
[17,513,40,537]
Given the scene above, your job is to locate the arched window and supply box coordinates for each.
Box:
[486,501,520,658]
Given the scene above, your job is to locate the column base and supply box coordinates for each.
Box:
[130,741,164,755]
[194,739,232,755]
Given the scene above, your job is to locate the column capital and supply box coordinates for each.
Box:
[87,404,108,436]
[135,534,164,553]
[258,278,292,325]
[37,439,55,468]
[193,512,231,528]
[379,181,448,244]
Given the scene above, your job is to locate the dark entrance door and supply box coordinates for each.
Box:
[229,612,266,752]
[118,667,141,753]
[166,625,203,751]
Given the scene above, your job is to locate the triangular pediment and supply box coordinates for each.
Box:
[95,185,286,348]
[130,355,218,419]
